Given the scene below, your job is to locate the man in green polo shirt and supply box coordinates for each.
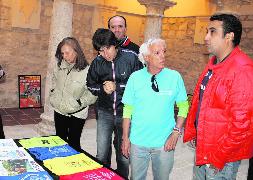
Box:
[121,38,189,180]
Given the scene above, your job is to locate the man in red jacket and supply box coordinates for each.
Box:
[184,13,253,180]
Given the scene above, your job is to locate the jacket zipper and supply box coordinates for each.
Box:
[112,62,117,116]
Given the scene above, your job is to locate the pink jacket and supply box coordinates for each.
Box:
[184,46,253,169]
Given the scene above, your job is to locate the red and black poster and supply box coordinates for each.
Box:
[18,75,41,108]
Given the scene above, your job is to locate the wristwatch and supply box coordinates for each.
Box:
[173,126,182,135]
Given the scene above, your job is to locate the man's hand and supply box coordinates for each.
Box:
[121,137,130,158]
[187,139,196,149]
[164,131,180,151]
[103,81,116,94]
[208,164,220,175]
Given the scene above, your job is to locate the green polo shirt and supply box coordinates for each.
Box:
[122,67,187,147]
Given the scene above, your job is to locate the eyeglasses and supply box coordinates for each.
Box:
[151,75,159,92]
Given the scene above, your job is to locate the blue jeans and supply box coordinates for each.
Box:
[130,143,174,180]
[193,161,241,180]
[96,109,129,179]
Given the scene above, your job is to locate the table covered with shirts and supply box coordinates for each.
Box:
[0,136,124,180]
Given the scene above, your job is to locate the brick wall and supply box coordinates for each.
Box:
[0,0,52,107]
[240,15,253,57]
[0,1,97,107]
[162,15,253,94]
[72,4,97,64]
[162,17,208,93]
[1,1,253,107]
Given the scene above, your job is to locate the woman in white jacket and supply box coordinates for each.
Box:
[50,37,97,151]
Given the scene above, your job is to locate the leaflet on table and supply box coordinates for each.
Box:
[0,171,53,180]
[28,144,80,161]
[0,158,46,176]
[59,167,124,180]
[19,136,67,149]
[0,147,33,160]
[0,147,48,177]
[43,153,103,175]
[0,139,18,148]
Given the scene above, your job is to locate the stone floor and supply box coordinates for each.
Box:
[1,107,249,180]
[0,107,43,126]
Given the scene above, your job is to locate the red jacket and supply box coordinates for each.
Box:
[183,46,253,169]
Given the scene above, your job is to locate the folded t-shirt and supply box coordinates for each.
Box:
[19,136,67,149]
[43,153,102,175]
[59,167,124,180]
[28,144,79,161]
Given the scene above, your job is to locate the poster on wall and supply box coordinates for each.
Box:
[18,75,41,108]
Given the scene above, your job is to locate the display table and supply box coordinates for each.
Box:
[0,136,124,180]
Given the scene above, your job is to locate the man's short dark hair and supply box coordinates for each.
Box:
[108,15,127,29]
[92,28,118,51]
[210,13,242,47]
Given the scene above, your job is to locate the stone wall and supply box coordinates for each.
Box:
[162,15,253,94]
[0,1,97,107]
[72,4,96,64]
[162,17,209,94]
[240,15,253,57]
[1,1,253,107]
[0,0,52,107]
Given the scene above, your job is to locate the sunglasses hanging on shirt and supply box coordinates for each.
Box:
[151,75,159,92]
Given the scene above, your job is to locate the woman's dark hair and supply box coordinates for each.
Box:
[92,28,118,51]
[210,13,242,47]
[55,37,88,70]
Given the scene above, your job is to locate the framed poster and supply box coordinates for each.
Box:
[18,75,41,108]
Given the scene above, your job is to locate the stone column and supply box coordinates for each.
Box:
[36,0,73,135]
[137,0,176,41]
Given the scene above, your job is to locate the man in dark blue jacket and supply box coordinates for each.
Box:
[87,28,143,179]
[108,15,139,55]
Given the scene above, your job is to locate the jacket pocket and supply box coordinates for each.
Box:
[59,97,81,114]
[211,79,232,108]
[65,79,84,98]
[49,89,60,110]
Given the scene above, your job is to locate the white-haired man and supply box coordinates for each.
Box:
[121,38,189,180]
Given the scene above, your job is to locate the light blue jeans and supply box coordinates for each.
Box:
[96,109,129,179]
[130,143,174,180]
[193,161,241,180]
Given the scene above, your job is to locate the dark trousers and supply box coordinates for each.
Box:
[54,111,85,151]
[248,157,253,180]
[0,114,5,139]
